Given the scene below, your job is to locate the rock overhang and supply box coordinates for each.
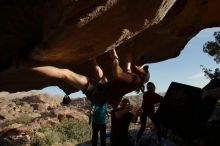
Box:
[0,0,220,93]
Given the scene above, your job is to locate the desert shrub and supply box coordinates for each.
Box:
[53,141,76,146]
[44,130,62,146]
[30,130,62,146]
[7,114,34,125]
[30,135,46,146]
[55,119,92,143]
[13,98,22,106]
[32,119,92,146]
[217,99,220,104]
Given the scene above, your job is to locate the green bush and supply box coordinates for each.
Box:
[7,114,34,125]
[55,119,92,143]
[44,130,62,146]
[13,98,22,106]
[30,135,46,146]
[217,99,220,104]
[31,119,92,146]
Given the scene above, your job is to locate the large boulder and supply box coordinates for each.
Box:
[0,0,220,93]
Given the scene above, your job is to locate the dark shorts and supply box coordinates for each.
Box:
[83,79,108,105]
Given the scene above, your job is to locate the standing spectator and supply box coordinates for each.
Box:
[111,98,142,146]
[136,82,163,144]
[90,103,109,146]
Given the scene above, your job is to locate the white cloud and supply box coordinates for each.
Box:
[189,72,204,79]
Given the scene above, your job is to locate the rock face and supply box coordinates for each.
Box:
[0,0,220,93]
[0,92,90,145]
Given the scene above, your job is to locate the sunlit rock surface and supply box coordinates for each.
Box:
[0,0,220,93]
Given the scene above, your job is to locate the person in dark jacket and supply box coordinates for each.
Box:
[136,82,163,144]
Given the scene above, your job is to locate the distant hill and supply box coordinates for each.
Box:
[0,91,62,100]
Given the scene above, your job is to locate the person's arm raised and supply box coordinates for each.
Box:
[109,48,133,83]
[125,51,133,73]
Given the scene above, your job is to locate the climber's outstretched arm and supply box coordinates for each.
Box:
[32,66,89,90]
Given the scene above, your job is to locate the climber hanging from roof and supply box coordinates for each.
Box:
[31,48,150,107]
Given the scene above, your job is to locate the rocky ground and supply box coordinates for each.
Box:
[0,91,90,146]
[0,92,219,146]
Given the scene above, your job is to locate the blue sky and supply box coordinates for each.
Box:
[36,27,220,98]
